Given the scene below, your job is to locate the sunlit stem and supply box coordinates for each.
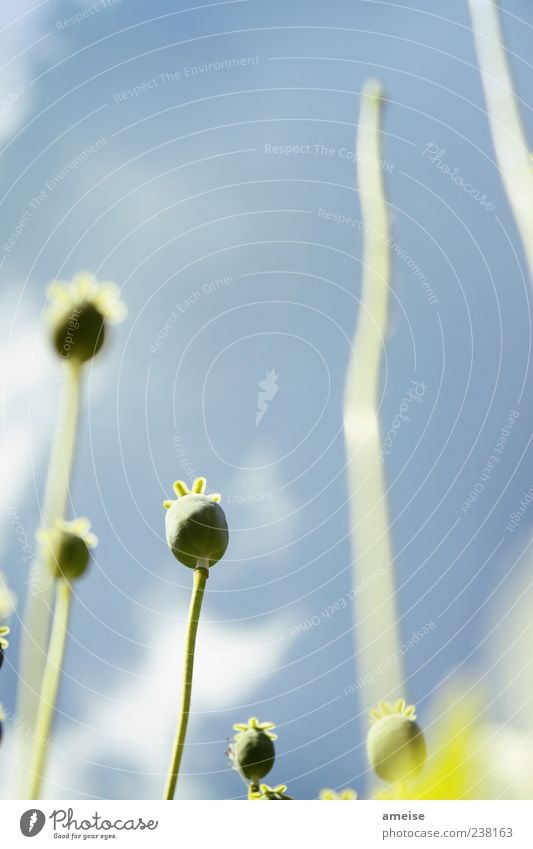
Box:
[343,81,403,713]
[163,560,209,800]
[469,0,533,287]
[17,360,82,792]
[27,579,73,799]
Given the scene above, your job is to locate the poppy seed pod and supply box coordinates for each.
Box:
[367,700,426,784]
[231,718,277,785]
[46,272,127,364]
[52,300,106,363]
[164,478,228,568]
[38,518,98,581]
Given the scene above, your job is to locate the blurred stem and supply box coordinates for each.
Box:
[17,360,82,792]
[163,561,209,800]
[27,579,72,799]
[343,81,403,712]
[43,361,83,524]
[469,0,533,286]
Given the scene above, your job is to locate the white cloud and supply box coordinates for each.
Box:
[0,291,56,546]
[225,454,297,564]
[0,2,54,142]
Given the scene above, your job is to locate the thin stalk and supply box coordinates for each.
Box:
[17,360,82,792]
[343,81,403,713]
[164,561,209,800]
[43,361,83,524]
[27,579,72,799]
[468,0,533,287]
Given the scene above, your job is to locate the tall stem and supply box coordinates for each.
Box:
[26,579,72,799]
[163,562,209,800]
[17,360,82,792]
[43,360,83,524]
[469,0,533,288]
[344,81,403,712]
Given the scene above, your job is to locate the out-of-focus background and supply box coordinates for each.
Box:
[1,0,532,799]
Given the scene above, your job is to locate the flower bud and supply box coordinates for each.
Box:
[37,518,98,581]
[231,718,277,785]
[46,273,126,364]
[367,700,426,783]
[164,478,228,568]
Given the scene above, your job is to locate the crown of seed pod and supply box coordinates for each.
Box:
[249,783,293,800]
[37,518,98,581]
[367,700,427,784]
[230,718,277,785]
[163,477,228,568]
[46,272,126,363]
[319,787,358,800]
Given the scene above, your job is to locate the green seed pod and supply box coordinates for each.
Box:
[52,300,106,363]
[164,478,228,568]
[235,729,275,784]
[53,531,91,579]
[46,273,127,364]
[231,718,277,785]
[367,700,426,784]
[38,518,98,582]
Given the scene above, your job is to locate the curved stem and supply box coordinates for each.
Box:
[469,0,533,288]
[27,579,73,799]
[344,82,403,712]
[163,562,209,800]
[16,361,82,792]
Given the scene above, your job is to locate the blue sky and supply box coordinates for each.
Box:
[1,0,533,799]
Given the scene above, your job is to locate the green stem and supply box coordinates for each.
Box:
[27,579,73,799]
[468,0,533,288]
[16,361,82,792]
[163,562,209,800]
[43,360,83,524]
[344,81,404,711]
